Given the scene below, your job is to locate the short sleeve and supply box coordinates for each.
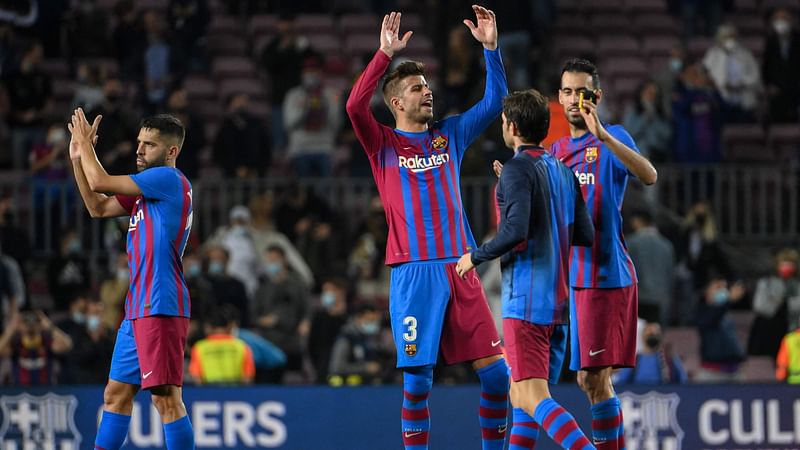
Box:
[130,167,180,201]
[608,125,641,177]
[115,195,137,214]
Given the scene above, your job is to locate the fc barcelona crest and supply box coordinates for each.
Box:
[584,147,598,163]
[405,343,418,356]
[432,136,448,149]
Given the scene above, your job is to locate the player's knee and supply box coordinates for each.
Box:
[150,386,183,416]
[403,365,433,397]
[103,382,135,413]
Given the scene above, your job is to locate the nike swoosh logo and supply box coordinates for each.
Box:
[142,370,153,379]
[491,340,502,347]
[498,425,507,433]
[589,349,606,357]
[404,432,423,438]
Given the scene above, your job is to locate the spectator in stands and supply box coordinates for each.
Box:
[749,248,800,360]
[213,93,271,178]
[615,322,688,385]
[167,87,205,179]
[62,298,114,384]
[440,25,483,115]
[275,183,334,242]
[229,313,287,384]
[47,229,90,312]
[66,0,110,59]
[56,294,89,383]
[142,9,174,112]
[0,244,23,320]
[0,309,73,386]
[189,305,255,384]
[259,13,318,153]
[251,245,311,380]
[71,63,107,112]
[347,196,389,301]
[623,81,672,163]
[111,0,145,81]
[696,275,747,382]
[203,245,250,327]
[89,78,139,175]
[328,303,392,385]
[30,124,75,234]
[284,56,342,177]
[207,205,262,297]
[0,196,31,269]
[762,7,800,123]
[167,0,210,73]
[672,62,722,164]
[702,24,761,123]
[627,210,675,326]
[248,192,314,287]
[308,277,349,383]
[776,318,800,384]
[654,45,687,120]
[677,0,725,39]
[99,253,128,329]
[4,41,51,169]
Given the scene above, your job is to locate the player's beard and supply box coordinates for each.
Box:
[566,108,587,130]
[137,153,169,172]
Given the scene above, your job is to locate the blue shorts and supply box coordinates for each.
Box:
[109,319,141,385]
[390,260,501,368]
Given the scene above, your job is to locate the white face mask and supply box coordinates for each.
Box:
[723,38,737,51]
[773,20,791,35]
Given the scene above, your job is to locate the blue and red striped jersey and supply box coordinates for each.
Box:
[346,48,507,264]
[472,148,593,325]
[551,125,639,289]
[117,167,193,319]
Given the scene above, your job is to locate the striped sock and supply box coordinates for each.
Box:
[402,366,433,450]
[591,397,623,449]
[94,410,130,450]
[509,407,540,449]
[533,398,593,450]
[476,359,510,449]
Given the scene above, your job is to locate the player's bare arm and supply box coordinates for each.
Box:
[379,11,413,58]
[70,108,143,197]
[463,4,497,50]
[68,110,130,218]
[579,100,658,185]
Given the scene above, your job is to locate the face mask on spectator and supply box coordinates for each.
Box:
[713,288,730,305]
[67,239,81,255]
[773,20,791,35]
[669,58,683,73]
[361,320,380,335]
[116,268,128,281]
[321,291,336,308]
[645,335,661,348]
[187,263,202,278]
[302,73,321,88]
[72,312,86,324]
[723,38,736,51]
[87,315,100,332]
[779,261,797,279]
[265,262,283,276]
[208,261,225,275]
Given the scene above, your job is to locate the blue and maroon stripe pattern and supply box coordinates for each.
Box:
[509,408,539,450]
[551,125,638,289]
[534,398,594,450]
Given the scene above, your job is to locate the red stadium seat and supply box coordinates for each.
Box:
[295,14,336,34]
[583,0,625,14]
[344,33,378,57]
[633,14,681,35]
[193,99,224,123]
[624,0,667,13]
[249,15,278,37]
[601,56,648,77]
[642,35,681,58]
[212,57,256,79]
[553,36,595,61]
[219,78,266,101]
[612,76,642,100]
[596,35,641,57]
[183,76,217,101]
[588,14,634,35]
[207,34,248,57]
[767,124,800,159]
[339,14,379,34]
[687,36,714,60]
[307,33,343,55]
[722,124,771,162]
[730,14,766,36]
[208,15,243,36]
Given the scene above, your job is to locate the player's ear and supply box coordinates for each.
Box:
[594,89,603,104]
[391,96,403,111]
[168,145,180,160]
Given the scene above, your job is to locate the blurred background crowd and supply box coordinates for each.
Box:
[0,0,799,387]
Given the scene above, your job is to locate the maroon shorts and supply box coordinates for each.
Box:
[503,318,568,383]
[570,285,638,370]
[132,316,189,389]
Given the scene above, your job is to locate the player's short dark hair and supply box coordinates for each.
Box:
[561,58,601,90]
[382,61,426,108]
[139,114,186,149]
[502,89,550,145]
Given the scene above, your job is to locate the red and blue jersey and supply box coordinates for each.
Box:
[551,125,639,289]
[117,167,193,319]
[346,48,507,265]
[472,147,594,325]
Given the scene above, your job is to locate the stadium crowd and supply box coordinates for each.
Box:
[0,0,799,386]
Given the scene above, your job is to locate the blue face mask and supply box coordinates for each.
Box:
[669,58,683,73]
[87,315,100,332]
[265,262,283,276]
[361,321,380,335]
[321,291,336,308]
[67,240,81,255]
[186,264,201,278]
[713,288,730,305]
[208,261,225,275]
[71,312,86,324]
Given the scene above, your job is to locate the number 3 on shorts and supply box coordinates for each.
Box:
[403,316,417,342]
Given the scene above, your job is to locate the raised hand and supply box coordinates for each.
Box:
[463,5,497,50]
[379,11,413,57]
[577,99,608,142]
[67,108,102,160]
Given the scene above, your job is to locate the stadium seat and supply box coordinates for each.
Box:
[339,14,379,34]
[624,0,667,13]
[663,327,701,378]
[588,14,635,35]
[41,59,70,78]
[596,35,641,57]
[740,356,777,383]
[583,0,625,14]
[307,33,343,55]
[344,33,379,57]
[642,35,681,58]
[183,75,217,100]
[555,0,582,15]
[211,56,256,79]
[688,36,714,60]
[246,101,271,123]
[208,15,243,36]
[219,78,266,101]
[767,124,800,159]
[552,16,589,35]
[248,14,278,37]
[730,14,766,36]
[193,99,224,123]
[761,0,800,12]
[601,56,648,78]
[633,14,681,35]
[295,14,336,34]
[722,124,772,162]
[740,35,765,58]
[553,36,595,61]
[612,76,642,102]
[207,34,248,57]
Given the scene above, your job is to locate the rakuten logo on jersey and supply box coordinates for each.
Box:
[399,153,450,173]
[575,171,596,185]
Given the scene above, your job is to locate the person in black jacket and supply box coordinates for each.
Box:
[763,8,800,123]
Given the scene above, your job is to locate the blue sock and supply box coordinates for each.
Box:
[509,407,539,449]
[533,398,593,450]
[94,411,130,450]
[402,366,433,450]
[164,415,194,450]
[591,396,623,449]
[476,359,509,449]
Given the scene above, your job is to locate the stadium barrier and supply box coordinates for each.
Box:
[1,384,800,449]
